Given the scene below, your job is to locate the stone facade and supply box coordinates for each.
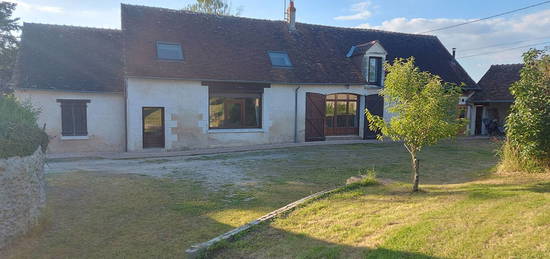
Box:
[0,148,46,249]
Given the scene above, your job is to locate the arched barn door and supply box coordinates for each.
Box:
[364,95,384,139]
[305,92,326,142]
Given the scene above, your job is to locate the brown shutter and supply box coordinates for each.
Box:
[305,92,326,142]
[74,102,88,136]
[364,95,384,139]
[57,99,90,136]
[61,102,74,136]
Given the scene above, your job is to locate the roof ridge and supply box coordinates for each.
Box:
[121,3,437,39]
[23,22,120,32]
[491,63,524,67]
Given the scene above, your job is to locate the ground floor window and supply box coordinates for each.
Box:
[209,92,262,129]
[325,94,359,135]
[57,99,89,136]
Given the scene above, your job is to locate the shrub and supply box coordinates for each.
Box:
[500,49,550,173]
[0,94,48,158]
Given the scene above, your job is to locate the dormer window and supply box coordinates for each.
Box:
[156,42,183,61]
[268,51,292,67]
[368,57,382,86]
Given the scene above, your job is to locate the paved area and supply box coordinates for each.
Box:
[46,140,381,160]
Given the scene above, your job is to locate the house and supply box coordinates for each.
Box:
[467,64,522,135]
[13,3,475,153]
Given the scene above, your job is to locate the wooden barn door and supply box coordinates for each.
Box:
[364,95,384,139]
[305,93,326,142]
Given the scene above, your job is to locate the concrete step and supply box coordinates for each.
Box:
[325,135,363,141]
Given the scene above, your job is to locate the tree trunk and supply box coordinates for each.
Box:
[411,153,420,192]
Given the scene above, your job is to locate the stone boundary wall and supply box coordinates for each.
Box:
[0,148,45,249]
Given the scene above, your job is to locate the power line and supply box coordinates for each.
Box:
[419,0,550,34]
[460,37,550,52]
[457,41,550,59]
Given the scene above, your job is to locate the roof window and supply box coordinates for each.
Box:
[156,42,184,60]
[268,51,292,67]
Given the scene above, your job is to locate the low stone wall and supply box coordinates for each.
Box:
[0,148,46,249]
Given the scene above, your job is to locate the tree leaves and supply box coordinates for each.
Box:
[366,57,466,154]
[506,49,550,166]
[184,0,242,16]
[0,2,20,92]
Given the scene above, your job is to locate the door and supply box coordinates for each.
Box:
[143,107,165,148]
[305,93,326,142]
[325,94,359,136]
[364,95,384,139]
[475,106,483,135]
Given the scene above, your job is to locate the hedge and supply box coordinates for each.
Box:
[0,94,48,158]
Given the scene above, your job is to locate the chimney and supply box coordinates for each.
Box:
[287,0,296,32]
[452,48,456,58]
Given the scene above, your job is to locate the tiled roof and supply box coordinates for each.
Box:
[122,4,476,86]
[14,5,476,92]
[13,23,123,92]
[471,64,523,102]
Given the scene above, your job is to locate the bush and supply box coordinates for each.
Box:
[0,94,48,158]
[500,49,550,173]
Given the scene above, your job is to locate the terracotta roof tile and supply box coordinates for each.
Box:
[14,23,123,92]
[471,64,523,102]
[121,4,476,86]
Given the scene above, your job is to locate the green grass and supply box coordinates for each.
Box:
[212,175,550,259]
[1,140,503,258]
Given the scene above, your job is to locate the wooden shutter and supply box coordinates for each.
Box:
[305,92,326,142]
[58,99,90,136]
[61,102,74,136]
[73,102,88,136]
[364,95,384,139]
[375,57,383,86]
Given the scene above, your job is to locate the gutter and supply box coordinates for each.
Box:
[124,78,129,152]
[294,86,301,143]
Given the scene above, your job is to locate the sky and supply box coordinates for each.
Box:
[7,0,550,81]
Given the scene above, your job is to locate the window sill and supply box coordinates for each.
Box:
[61,136,89,140]
[208,128,265,134]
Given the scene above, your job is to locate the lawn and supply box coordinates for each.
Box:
[1,140,501,258]
[211,171,550,257]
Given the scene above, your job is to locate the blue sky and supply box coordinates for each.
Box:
[7,0,550,81]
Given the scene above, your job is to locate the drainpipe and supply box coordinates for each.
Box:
[124,78,128,152]
[294,86,301,143]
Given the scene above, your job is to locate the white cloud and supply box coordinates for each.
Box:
[357,9,550,81]
[334,2,372,21]
[6,0,63,14]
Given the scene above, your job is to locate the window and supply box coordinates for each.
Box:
[268,51,292,67]
[368,57,382,85]
[325,94,359,136]
[57,99,90,136]
[209,92,262,129]
[156,42,183,60]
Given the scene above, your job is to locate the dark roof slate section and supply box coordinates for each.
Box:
[122,4,476,86]
[471,64,523,102]
[14,23,124,92]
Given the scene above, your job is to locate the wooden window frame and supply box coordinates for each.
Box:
[208,93,263,130]
[368,57,383,86]
[57,99,90,137]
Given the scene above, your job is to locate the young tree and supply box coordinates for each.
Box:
[0,2,20,93]
[184,0,242,16]
[366,57,466,192]
[502,48,550,172]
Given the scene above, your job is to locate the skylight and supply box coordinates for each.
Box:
[156,42,184,60]
[268,51,292,67]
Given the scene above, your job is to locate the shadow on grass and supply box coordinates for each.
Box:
[205,224,441,259]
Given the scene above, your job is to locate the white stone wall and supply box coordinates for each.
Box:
[0,148,45,249]
[127,78,384,151]
[15,89,125,153]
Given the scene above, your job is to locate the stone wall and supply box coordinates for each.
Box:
[0,148,46,249]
